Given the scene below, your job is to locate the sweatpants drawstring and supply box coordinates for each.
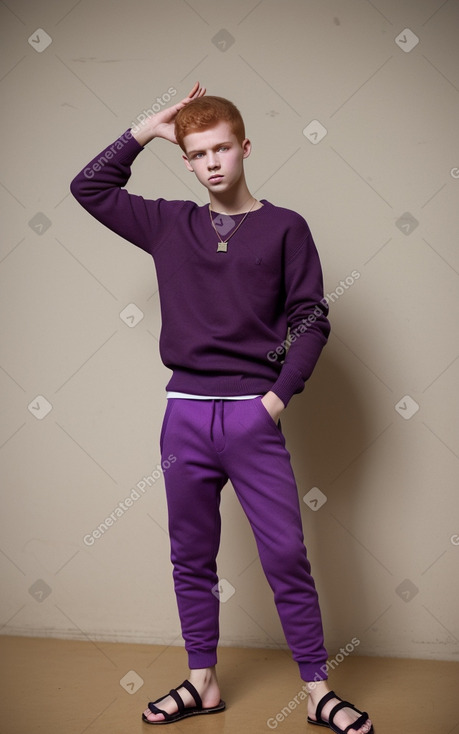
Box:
[209,400,225,452]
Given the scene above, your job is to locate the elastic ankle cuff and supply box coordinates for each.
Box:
[188,650,218,670]
[299,661,329,682]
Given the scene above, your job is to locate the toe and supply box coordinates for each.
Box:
[337,709,372,734]
[143,708,165,722]
[354,719,372,734]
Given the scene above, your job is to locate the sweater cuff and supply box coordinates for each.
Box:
[116,128,144,160]
[270,364,305,407]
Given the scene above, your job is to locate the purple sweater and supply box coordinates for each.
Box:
[70,130,330,406]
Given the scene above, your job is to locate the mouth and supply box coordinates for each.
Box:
[208,174,223,183]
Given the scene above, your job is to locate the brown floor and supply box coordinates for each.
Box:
[0,636,458,734]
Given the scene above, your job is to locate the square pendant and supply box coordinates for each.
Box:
[217,241,228,253]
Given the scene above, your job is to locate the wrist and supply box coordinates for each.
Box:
[130,123,156,147]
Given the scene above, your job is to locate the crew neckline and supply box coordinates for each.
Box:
[209,200,269,217]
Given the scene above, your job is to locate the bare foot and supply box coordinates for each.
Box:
[307,684,373,733]
[143,667,221,723]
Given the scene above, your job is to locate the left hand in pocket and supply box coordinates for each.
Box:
[261,391,285,424]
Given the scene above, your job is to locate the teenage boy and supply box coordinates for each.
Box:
[71,82,373,734]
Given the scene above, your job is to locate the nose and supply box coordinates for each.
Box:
[207,152,219,170]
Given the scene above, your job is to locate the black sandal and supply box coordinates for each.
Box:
[142,679,226,725]
[307,690,373,733]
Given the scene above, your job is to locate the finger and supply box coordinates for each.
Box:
[175,82,205,113]
[187,81,200,98]
[189,82,206,100]
[176,87,199,110]
[188,82,201,99]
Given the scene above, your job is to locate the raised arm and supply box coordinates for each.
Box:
[70,83,206,253]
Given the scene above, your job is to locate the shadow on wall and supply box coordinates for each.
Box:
[283,346,380,648]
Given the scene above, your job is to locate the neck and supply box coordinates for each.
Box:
[209,179,256,215]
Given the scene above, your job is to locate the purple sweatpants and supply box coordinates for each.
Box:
[160,396,328,682]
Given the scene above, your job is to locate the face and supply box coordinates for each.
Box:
[182,121,251,194]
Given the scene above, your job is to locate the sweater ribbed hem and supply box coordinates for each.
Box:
[165,371,277,399]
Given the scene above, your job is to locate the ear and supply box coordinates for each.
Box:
[182,154,194,173]
[242,138,252,159]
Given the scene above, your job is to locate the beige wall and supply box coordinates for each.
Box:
[1,0,458,664]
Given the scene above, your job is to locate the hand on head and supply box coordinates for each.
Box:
[131,81,206,146]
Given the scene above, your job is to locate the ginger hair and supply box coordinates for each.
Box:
[175,96,246,152]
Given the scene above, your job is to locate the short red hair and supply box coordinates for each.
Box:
[175,96,246,152]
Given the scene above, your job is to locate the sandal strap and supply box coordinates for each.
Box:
[328,698,369,734]
[315,690,338,723]
[147,679,201,720]
[180,679,203,710]
[168,687,186,714]
[344,711,369,733]
[147,702,170,718]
